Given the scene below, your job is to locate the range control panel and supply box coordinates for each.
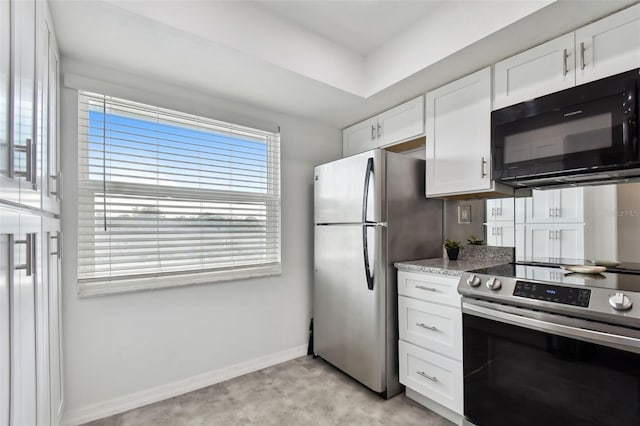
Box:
[513,281,591,307]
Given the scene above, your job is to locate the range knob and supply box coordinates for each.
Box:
[466,274,481,287]
[486,277,502,291]
[609,292,633,311]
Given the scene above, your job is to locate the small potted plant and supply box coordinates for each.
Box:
[444,239,460,261]
[467,235,484,246]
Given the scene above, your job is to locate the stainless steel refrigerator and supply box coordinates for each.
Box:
[313,149,443,398]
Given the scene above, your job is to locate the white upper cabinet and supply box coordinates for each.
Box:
[426,67,492,197]
[494,33,575,110]
[342,96,424,157]
[526,188,584,224]
[494,4,640,109]
[576,3,640,85]
[342,117,378,157]
[0,0,18,205]
[376,96,424,148]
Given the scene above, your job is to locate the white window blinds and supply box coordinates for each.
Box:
[77,91,281,295]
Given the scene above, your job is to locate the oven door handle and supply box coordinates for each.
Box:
[463,301,640,354]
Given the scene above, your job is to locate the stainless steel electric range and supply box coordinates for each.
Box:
[458,263,640,426]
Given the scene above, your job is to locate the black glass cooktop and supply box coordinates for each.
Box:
[469,263,640,293]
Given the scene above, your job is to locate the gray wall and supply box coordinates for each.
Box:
[60,58,342,421]
[443,199,486,245]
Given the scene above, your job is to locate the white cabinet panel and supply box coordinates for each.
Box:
[426,67,492,196]
[526,190,556,223]
[556,188,584,223]
[0,0,19,205]
[398,296,462,361]
[342,117,377,157]
[576,3,640,85]
[515,197,526,224]
[556,224,585,260]
[526,223,585,260]
[526,224,556,259]
[397,271,460,308]
[399,340,463,415]
[377,96,423,147]
[494,33,575,109]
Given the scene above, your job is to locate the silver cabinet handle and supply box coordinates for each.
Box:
[377,123,382,138]
[31,140,37,190]
[580,42,586,70]
[416,285,437,292]
[14,234,35,276]
[491,207,495,217]
[51,171,63,200]
[416,323,437,331]
[481,157,488,178]
[556,230,560,240]
[549,230,553,240]
[371,125,376,141]
[497,227,502,237]
[13,138,33,183]
[50,231,63,259]
[498,207,503,217]
[555,207,560,218]
[549,208,554,218]
[417,371,438,382]
[562,48,568,76]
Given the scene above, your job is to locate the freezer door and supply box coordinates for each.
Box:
[314,224,385,392]
[314,150,383,224]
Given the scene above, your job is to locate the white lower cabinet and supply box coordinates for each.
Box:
[526,223,585,260]
[398,270,463,424]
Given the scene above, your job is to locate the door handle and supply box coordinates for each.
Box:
[416,285,437,292]
[417,371,438,382]
[13,138,33,183]
[416,323,438,331]
[480,157,488,178]
[549,208,554,218]
[580,42,586,70]
[362,157,375,291]
[14,233,35,276]
[370,125,376,141]
[562,48,568,76]
[377,123,382,139]
[50,231,63,259]
[51,171,63,200]
[549,230,553,240]
[555,207,560,218]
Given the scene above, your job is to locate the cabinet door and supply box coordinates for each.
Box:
[44,218,62,426]
[11,212,39,426]
[556,224,585,260]
[12,0,39,208]
[0,0,19,205]
[485,199,501,221]
[499,223,516,248]
[515,197,526,224]
[426,67,492,197]
[35,0,49,215]
[526,224,555,259]
[0,208,17,425]
[494,33,575,109]
[575,3,640,85]
[555,188,584,223]
[41,16,60,214]
[485,224,500,246]
[376,96,423,147]
[515,224,526,261]
[342,117,377,157]
[526,190,556,223]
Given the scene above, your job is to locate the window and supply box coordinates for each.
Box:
[77,91,281,296]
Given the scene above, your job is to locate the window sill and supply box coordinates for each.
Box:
[77,263,282,297]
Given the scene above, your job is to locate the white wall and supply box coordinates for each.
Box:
[60,58,342,423]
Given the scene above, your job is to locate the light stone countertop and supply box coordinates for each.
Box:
[394,257,510,277]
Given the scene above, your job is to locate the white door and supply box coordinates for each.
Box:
[12,0,39,209]
[343,117,378,157]
[426,67,492,197]
[0,0,20,205]
[526,224,555,259]
[11,212,39,426]
[556,224,585,260]
[555,188,584,223]
[526,190,556,223]
[45,218,63,426]
[486,199,501,221]
[494,32,575,109]
[377,96,423,147]
[575,3,640,85]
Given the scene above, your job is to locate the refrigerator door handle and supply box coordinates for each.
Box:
[362,157,374,224]
[362,224,374,291]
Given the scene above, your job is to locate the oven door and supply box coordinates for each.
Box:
[462,299,640,426]
[492,68,639,182]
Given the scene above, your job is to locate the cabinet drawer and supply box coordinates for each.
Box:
[397,271,460,307]
[399,340,463,414]
[398,296,462,361]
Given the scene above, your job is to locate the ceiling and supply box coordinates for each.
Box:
[49,0,637,129]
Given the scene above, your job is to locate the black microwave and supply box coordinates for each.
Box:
[492,68,640,188]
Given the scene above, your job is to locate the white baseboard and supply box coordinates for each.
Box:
[62,345,308,426]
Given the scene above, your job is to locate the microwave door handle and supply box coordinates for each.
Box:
[623,85,638,161]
